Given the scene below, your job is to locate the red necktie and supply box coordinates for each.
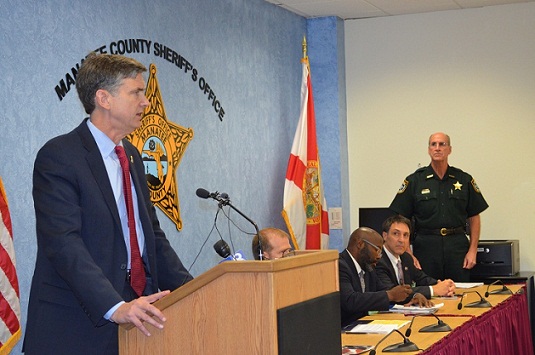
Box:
[115,145,146,297]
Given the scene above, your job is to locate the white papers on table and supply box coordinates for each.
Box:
[346,320,410,334]
[455,282,484,288]
[390,303,444,315]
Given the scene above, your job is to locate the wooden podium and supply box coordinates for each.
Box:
[119,250,341,354]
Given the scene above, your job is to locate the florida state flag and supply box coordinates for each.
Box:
[282,53,329,250]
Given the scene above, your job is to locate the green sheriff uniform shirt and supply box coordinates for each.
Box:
[389,165,489,232]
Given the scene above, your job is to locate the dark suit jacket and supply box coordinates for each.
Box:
[24,119,193,355]
[339,250,390,327]
[376,251,437,302]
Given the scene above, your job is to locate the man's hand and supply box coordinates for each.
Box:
[405,246,422,270]
[463,249,477,269]
[432,279,456,297]
[110,290,171,336]
[386,285,412,302]
[405,293,434,308]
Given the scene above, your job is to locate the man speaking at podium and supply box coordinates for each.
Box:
[24,53,193,355]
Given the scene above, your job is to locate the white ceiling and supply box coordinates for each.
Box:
[264,0,534,19]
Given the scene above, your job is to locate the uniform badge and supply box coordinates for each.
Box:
[471,179,482,193]
[397,179,408,194]
[421,188,430,194]
[453,181,462,190]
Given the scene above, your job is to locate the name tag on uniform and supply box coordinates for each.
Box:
[421,189,430,194]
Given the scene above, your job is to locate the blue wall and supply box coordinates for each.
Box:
[0,0,346,351]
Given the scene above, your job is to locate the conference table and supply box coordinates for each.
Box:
[341,284,533,354]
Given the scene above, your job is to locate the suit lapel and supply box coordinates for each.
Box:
[341,250,362,291]
[76,120,122,229]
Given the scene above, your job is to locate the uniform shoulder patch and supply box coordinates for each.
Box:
[397,179,409,194]
[471,178,482,193]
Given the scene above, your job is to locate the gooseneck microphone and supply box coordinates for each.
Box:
[457,290,492,309]
[196,187,263,260]
[196,188,229,203]
[405,314,452,336]
[485,280,513,297]
[369,329,419,354]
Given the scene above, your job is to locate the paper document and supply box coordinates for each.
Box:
[390,303,444,315]
[346,320,410,334]
[455,282,484,288]
[342,345,373,354]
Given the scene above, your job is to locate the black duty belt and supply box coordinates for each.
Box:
[417,226,465,236]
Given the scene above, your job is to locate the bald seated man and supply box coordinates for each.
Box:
[252,227,294,260]
[339,227,432,327]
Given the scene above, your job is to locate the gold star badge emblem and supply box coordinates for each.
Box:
[453,181,463,191]
[127,64,194,231]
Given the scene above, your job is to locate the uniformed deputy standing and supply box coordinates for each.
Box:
[389,132,488,282]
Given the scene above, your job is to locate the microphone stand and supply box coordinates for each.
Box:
[218,198,263,260]
[419,314,452,333]
[457,290,492,309]
[381,329,419,353]
[485,280,513,296]
[405,314,452,335]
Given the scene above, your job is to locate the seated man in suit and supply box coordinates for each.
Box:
[339,226,432,327]
[252,227,293,260]
[376,215,456,301]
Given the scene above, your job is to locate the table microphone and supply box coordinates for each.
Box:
[405,314,452,336]
[457,290,492,309]
[369,329,419,354]
[485,280,513,297]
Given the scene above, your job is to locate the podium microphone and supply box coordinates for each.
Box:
[213,239,232,259]
[457,290,492,309]
[196,187,263,260]
[369,329,419,354]
[485,280,513,297]
[405,314,452,336]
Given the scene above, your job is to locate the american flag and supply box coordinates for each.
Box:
[0,177,21,354]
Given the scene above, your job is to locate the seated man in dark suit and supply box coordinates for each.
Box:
[339,226,432,327]
[376,215,455,301]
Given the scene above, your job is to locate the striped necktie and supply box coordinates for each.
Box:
[397,259,404,285]
[359,270,366,292]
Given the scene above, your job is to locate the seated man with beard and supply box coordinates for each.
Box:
[338,227,432,327]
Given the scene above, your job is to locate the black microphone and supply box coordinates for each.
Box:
[213,239,232,259]
[369,329,419,354]
[485,280,513,297]
[196,187,263,260]
[405,314,452,337]
[196,187,228,202]
[457,290,492,309]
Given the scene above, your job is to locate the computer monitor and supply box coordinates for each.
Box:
[358,207,396,234]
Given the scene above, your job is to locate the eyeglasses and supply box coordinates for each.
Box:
[264,248,295,260]
[362,239,382,255]
[429,141,449,148]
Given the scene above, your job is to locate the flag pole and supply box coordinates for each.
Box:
[302,36,307,60]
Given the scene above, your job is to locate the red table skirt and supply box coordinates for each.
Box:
[423,288,534,355]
